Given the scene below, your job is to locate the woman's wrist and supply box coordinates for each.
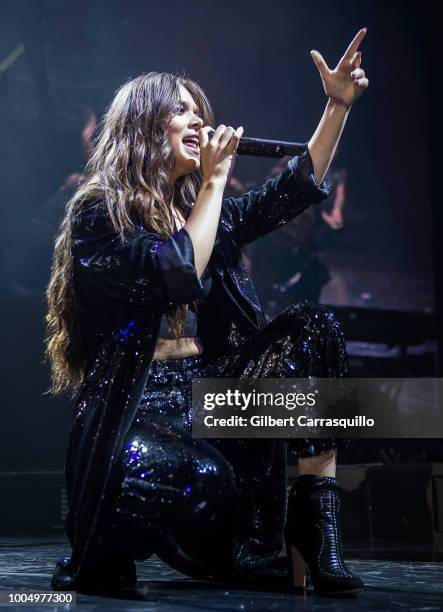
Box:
[201,175,228,191]
[326,97,352,114]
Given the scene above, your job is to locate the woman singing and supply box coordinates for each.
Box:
[47,29,369,596]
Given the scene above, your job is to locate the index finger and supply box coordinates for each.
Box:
[198,125,215,146]
[341,28,367,61]
[226,126,244,154]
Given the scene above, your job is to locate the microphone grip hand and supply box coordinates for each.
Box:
[199,125,244,185]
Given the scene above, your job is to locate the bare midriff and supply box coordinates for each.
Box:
[153,336,204,361]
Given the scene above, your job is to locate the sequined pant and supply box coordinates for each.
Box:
[112,302,349,581]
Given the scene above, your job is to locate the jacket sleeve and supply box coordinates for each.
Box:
[72,204,206,307]
[221,144,331,248]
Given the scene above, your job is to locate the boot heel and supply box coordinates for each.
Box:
[289,545,307,588]
[285,535,306,589]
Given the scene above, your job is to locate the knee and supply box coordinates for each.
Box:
[282,302,348,375]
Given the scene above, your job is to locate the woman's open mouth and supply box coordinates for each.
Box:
[182,136,200,156]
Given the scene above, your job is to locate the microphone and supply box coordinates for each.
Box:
[208,132,306,158]
[237,136,305,158]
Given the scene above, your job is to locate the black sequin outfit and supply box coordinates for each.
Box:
[52,144,349,590]
[113,302,348,581]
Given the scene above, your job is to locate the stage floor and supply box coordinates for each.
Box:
[0,536,442,611]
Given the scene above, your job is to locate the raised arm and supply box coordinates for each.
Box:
[308,28,369,183]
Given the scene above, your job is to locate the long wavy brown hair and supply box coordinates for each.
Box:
[45,72,215,395]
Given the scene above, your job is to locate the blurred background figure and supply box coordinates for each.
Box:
[232,151,348,318]
[9,108,97,296]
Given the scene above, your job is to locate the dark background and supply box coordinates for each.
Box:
[0,0,440,470]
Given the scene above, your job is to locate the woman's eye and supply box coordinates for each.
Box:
[175,104,200,117]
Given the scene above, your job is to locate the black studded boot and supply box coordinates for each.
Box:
[284,475,364,596]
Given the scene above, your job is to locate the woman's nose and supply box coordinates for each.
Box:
[190,114,203,128]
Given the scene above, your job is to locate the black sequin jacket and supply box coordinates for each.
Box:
[63,145,330,585]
